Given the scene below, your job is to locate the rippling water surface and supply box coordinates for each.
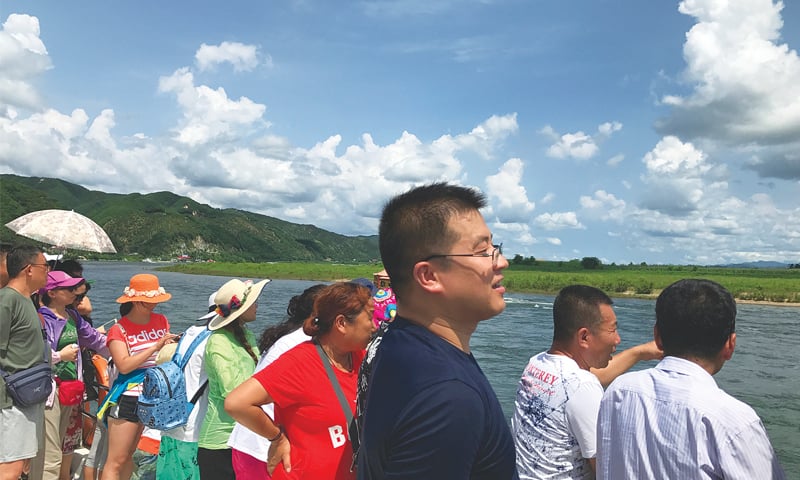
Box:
[84,262,799,476]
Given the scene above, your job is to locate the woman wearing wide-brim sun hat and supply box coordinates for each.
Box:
[99,273,179,480]
[197,278,270,480]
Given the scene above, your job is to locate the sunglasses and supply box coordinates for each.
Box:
[74,293,87,302]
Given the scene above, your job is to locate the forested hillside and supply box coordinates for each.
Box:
[0,174,379,262]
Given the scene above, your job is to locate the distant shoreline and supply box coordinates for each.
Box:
[606,291,800,308]
[154,262,800,308]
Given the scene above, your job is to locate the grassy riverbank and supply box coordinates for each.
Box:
[160,261,800,304]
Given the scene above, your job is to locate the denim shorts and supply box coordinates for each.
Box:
[108,395,139,423]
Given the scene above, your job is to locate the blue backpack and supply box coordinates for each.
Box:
[137,329,212,430]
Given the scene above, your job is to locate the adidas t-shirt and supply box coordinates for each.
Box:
[106,313,170,395]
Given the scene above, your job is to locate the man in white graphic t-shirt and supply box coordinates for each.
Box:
[512,285,660,479]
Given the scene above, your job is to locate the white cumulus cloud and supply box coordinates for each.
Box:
[195,41,262,72]
[540,121,623,160]
[534,211,585,231]
[158,67,267,147]
[0,14,52,111]
[656,0,800,179]
[485,157,535,223]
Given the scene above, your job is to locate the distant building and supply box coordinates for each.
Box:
[373,269,391,288]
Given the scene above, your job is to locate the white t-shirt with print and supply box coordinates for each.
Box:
[512,352,603,479]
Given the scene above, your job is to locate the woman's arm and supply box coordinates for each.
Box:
[74,310,109,355]
[108,334,176,374]
[225,378,291,474]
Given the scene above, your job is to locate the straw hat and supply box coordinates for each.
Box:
[155,343,177,365]
[208,279,270,331]
[116,273,172,304]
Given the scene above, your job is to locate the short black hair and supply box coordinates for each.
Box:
[656,279,736,360]
[379,182,486,298]
[552,284,613,342]
[6,245,43,279]
[55,259,84,278]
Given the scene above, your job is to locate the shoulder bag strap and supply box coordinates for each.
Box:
[115,322,131,355]
[37,312,49,363]
[1,313,50,376]
[315,342,353,440]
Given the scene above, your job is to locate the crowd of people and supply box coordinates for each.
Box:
[0,182,788,480]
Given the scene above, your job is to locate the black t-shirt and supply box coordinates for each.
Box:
[357,316,518,480]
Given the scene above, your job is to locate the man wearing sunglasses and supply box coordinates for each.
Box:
[0,245,49,480]
[356,183,517,480]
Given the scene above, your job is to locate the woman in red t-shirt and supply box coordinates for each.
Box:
[225,282,376,480]
[102,274,178,480]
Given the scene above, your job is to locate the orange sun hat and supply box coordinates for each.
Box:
[115,273,172,304]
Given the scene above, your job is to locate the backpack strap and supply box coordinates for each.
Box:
[174,329,213,370]
[189,380,208,405]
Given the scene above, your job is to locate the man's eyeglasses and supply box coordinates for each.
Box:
[421,243,504,267]
[27,263,51,271]
[74,293,87,302]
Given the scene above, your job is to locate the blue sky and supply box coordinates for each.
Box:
[1,0,799,265]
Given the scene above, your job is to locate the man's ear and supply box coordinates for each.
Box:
[412,261,444,294]
[653,325,664,351]
[577,327,591,348]
[721,332,736,361]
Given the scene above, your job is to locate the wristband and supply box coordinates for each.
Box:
[268,425,284,442]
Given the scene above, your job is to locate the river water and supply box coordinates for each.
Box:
[83,262,799,476]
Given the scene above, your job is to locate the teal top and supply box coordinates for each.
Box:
[198,327,258,449]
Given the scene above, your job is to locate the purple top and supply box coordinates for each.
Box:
[39,306,109,381]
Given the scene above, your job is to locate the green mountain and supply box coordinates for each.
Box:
[0,174,380,262]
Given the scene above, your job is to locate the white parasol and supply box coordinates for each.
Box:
[5,209,117,254]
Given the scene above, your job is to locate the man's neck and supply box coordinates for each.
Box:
[6,277,35,297]
[400,303,477,354]
[548,342,590,370]
[673,354,724,376]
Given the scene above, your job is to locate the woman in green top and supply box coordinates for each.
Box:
[198,278,270,480]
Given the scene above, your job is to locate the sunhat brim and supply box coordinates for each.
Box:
[116,292,172,304]
[208,279,271,331]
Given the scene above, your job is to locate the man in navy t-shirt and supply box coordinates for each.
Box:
[355,183,518,480]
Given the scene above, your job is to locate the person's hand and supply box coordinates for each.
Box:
[58,344,80,362]
[156,333,179,349]
[637,340,664,361]
[266,433,292,475]
[77,296,93,317]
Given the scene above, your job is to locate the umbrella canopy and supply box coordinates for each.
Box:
[5,209,117,253]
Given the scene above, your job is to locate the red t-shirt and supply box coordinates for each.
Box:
[106,313,170,395]
[255,341,365,480]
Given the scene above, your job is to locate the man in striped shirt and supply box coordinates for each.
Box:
[597,279,785,479]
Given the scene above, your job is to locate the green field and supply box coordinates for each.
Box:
[160,261,800,304]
